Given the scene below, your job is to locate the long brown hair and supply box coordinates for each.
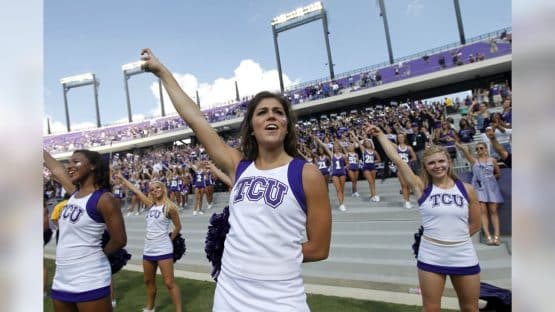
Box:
[239,91,299,160]
[419,145,458,187]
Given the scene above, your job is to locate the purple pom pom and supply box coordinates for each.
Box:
[205,206,230,281]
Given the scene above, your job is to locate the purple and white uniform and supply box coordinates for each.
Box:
[362,150,377,171]
[317,155,330,176]
[113,184,124,199]
[416,180,480,275]
[213,158,309,312]
[331,154,346,177]
[169,177,180,192]
[194,170,206,189]
[51,190,111,302]
[397,145,410,164]
[143,204,173,261]
[347,152,359,171]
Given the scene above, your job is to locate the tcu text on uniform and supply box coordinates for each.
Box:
[429,193,465,208]
[233,176,289,209]
[61,204,84,223]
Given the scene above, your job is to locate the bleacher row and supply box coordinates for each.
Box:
[43,28,511,154]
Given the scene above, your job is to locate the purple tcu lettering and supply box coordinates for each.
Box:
[61,204,84,223]
[430,193,464,208]
[147,209,161,219]
[234,176,288,209]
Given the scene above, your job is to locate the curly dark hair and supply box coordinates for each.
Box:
[239,91,299,160]
[73,149,112,191]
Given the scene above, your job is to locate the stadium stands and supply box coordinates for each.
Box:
[43,28,511,155]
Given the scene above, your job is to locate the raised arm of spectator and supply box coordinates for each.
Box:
[140,48,241,178]
[348,131,361,148]
[454,141,476,165]
[116,173,153,207]
[365,124,424,198]
[43,149,76,194]
[467,100,478,118]
[312,135,333,159]
[485,128,509,161]
[335,138,348,155]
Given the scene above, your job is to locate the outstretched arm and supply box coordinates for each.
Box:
[365,124,423,197]
[454,141,476,165]
[313,135,333,159]
[43,149,76,194]
[115,173,153,207]
[140,49,242,178]
[485,128,509,161]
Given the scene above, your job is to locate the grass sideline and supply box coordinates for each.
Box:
[43,259,456,311]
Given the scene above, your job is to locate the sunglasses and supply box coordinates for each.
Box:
[476,147,485,151]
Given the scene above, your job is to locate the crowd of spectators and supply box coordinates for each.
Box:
[44,83,512,211]
[43,30,511,154]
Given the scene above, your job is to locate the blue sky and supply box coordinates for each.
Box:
[43,0,511,134]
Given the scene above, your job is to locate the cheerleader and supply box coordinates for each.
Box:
[116,173,183,312]
[314,135,348,211]
[359,137,382,202]
[189,160,206,215]
[346,132,361,198]
[43,149,126,312]
[367,125,481,312]
[141,48,331,312]
[396,133,417,209]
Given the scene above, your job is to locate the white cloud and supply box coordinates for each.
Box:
[406,0,424,17]
[43,60,298,134]
[149,59,298,113]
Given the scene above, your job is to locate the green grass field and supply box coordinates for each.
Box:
[43,259,455,311]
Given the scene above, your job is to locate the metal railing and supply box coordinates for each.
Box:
[284,27,511,92]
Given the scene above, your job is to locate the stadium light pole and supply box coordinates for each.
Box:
[122,60,166,123]
[60,73,101,132]
[271,1,335,92]
[235,80,240,102]
[377,0,394,65]
[453,0,466,45]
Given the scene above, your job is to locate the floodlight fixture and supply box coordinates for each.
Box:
[122,60,165,123]
[122,60,146,76]
[60,73,95,88]
[271,1,334,92]
[60,72,101,132]
[271,1,323,26]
